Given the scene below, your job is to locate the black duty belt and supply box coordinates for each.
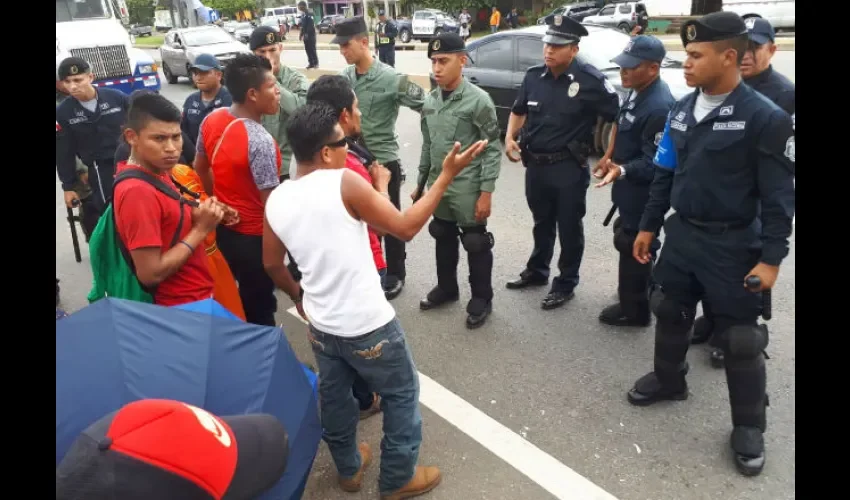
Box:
[683,216,751,233]
[525,150,572,166]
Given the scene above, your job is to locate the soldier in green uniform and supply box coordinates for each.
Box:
[414,33,502,328]
[333,16,426,300]
[250,26,310,182]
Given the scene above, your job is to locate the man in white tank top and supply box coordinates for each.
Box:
[262,102,487,499]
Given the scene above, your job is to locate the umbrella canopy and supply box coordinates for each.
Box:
[56,298,321,500]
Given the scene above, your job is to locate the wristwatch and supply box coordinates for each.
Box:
[619,165,626,178]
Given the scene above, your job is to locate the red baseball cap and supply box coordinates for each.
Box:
[56,399,289,500]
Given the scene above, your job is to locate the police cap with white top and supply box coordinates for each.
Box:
[680,11,748,47]
[541,13,588,46]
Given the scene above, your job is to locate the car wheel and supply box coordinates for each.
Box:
[618,22,631,33]
[162,62,178,84]
[399,28,411,43]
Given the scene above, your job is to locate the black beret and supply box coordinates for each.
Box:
[250,26,281,51]
[331,17,368,45]
[57,57,90,80]
[681,12,748,47]
[427,32,466,59]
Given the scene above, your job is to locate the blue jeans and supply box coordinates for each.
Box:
[309,317,422,493]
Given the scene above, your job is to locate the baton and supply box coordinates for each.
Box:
[745,275,772,321]
[67,199,82,263]
[602,204,617,226]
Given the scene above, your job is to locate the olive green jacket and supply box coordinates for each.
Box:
[340,60,425,164]
[261,65,310,173]
[418,78,502,195]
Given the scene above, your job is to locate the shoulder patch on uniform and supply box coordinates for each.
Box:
[791,112,795,131]
[784,136,794,162]
[654,131,663,146]
[603,79,616,94]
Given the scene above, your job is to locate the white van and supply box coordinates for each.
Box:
[264,6,301,27]
[722,0,795,30]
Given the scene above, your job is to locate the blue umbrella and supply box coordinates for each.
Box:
[56,298,321,500]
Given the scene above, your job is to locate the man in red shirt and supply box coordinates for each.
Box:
[306,75,386,420]
[195,54,282,326]
[114,93,235,306]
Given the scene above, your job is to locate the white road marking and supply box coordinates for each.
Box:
[285,307,618,500]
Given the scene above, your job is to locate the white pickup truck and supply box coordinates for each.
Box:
[396,9,460,44]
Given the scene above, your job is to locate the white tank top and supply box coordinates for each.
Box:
[265,169,395,337]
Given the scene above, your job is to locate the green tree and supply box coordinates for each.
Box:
[205,0,258,17]
[126,0,157,25]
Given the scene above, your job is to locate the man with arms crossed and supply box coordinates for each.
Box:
[262,102,486,499]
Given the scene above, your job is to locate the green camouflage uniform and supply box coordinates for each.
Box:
[261,65,310,177]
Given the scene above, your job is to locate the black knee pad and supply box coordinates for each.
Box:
[461,229,494,253]
[723,324,769,359]
[655,296,693,327]
[428,218,458,241]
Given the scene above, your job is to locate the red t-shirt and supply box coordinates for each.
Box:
[197,108,281,236]
[345,153,387,271]
[113,162,214,306]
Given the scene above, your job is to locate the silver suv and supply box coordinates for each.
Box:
[583,1,645,33]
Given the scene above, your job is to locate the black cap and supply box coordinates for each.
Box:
[745,17,775,45]
[250,26,281,50]
[611,35,666,69]
[681,11,748,47]
[427,32,466,59]
[541,13,588,46]
[57,57,90,80]
[56,399,289,500]
[331,16,368,45]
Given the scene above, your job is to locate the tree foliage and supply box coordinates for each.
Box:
[126,0,157,25]
[205,0,258,17]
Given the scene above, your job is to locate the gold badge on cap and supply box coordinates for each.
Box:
[554,14,563,26]
[686,24,696,41]
[433,39,441,51]
[70,65,79,75]
[265,32,275,44]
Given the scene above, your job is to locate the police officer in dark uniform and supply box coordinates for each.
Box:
[180,54,232,146]
[504,13,620,310]
[56,57,130,236]
[627,12,795,477]
[375,9,398,67]
[693,16,795,367]
[298,1,319,69]
[594,35,675,327]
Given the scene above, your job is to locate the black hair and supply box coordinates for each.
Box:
[223,54,272,104]
[286,102,342,163]
[306,75,355,120]
[127,93,182,132]
[298,1,307,8]
[713,34,749,65]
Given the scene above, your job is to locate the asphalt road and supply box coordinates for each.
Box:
[57,51,796,500]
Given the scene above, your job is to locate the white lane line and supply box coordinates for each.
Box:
[285,307,618,500]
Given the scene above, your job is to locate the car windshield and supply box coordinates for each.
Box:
[182,27,233,46]
[235,22,252,30]
[56,0,108,22]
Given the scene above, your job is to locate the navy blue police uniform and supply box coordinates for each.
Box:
[180,54,232,145]
[375,11,398,67]
[299,3,319,69]
[626,12,795,477]
[693,16,795,365]
[506,13,620,310]
[599,35,675,327]
[56,57,129,236]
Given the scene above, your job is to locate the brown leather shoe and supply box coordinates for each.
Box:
[338,443,373,492]
[380,465,442,499]
[359,393,382,420]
